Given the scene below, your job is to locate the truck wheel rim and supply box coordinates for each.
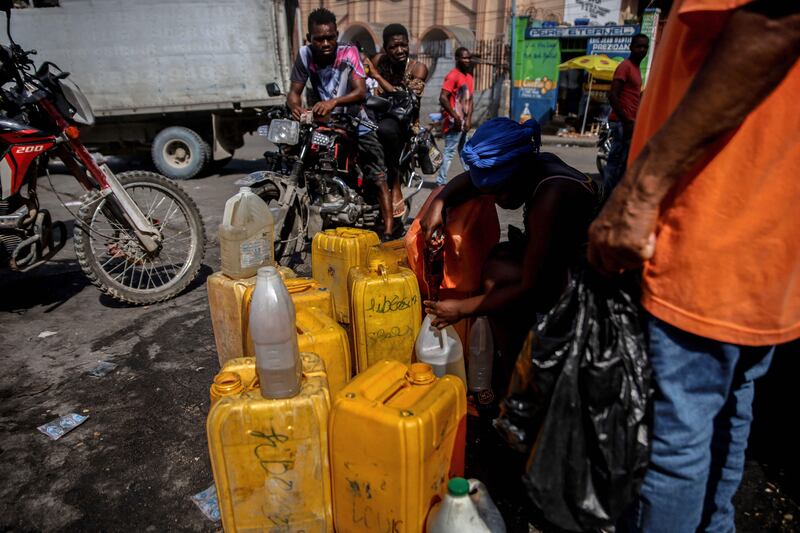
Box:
[163,140,192,169]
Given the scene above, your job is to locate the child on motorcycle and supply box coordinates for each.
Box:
[363,23,428,221]
[286,8,398,241]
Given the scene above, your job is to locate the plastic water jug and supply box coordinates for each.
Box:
[467,316,494,405]
[249,266,302,398]
[329,361,467,533]
[426,477,505,533]
[415,314,467,385]
[311,228,380,323]
[219,186,274,279]
[348,258,422,372]
[207,354,333,532]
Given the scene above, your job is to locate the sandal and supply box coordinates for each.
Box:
[392,199,406,218]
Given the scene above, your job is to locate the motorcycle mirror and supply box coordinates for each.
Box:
[266,82,283,97]
[365,95,392,113]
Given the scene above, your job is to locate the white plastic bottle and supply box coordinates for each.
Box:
[427,477,492,533]
[467,317,494,405]
[249,266,301,398]
[415,314,466,385]
[219,186,274,279]
[469,479,506,533]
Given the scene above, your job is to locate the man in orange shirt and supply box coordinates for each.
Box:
[589,1,799,531]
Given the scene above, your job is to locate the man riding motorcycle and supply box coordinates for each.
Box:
[364,24,429,221]
[286,8,398,241]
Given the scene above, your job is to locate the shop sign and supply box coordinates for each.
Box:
[512,17,560,122]
[525,25,637,39]
[640,8,660,85]
[587,36,632,59]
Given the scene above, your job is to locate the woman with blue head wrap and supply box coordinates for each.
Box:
[420,117,600,396]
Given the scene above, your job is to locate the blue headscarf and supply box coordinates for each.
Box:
[461,117,541,189]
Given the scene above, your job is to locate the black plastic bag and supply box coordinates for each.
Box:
[494,269,652,532]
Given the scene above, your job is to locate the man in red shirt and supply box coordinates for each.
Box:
[604,34,649,190]
[436,47,474,186]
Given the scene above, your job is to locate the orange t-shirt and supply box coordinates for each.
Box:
[630,0,800,346]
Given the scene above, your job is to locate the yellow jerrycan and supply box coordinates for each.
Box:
[329,361,467,533]
[348,258,422,372]
[207,267,296,366]
[312,228,380,323]
[244,306,352,396]
[207,353,333,532]
[367,239,409,268]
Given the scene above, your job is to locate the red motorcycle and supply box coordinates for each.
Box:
[0,2,205,304]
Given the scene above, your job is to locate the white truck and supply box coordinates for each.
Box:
[5,0,295,179]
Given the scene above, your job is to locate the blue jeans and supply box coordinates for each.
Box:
[622,316,774,533]
[604,121,630,191]
[436,130,468,186]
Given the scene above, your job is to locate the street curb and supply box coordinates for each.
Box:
[541,134,596,147]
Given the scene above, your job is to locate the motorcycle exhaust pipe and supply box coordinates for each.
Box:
[320,177,351,214]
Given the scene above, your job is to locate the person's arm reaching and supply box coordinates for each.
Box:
[588,0,800,275]
[425,184,579,327]
[419,171,481,243]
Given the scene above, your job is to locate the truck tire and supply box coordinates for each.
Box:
[151,126,210,180]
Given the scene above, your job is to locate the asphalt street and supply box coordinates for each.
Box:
[0,135,796,532]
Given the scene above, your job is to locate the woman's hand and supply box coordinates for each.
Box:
[419,197,445,245]
[423,299,463,329]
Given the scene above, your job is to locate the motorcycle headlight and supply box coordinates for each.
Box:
[267,119,299,145]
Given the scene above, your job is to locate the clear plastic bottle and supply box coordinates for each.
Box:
[467,317,494,404]
[519,102,532,123]
[249,266,302,398]
[426,477,492,533]
[219,186,274,279]
[415,314,466,385]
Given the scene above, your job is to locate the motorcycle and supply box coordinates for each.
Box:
[0,2,205,304]
[237,86,425,265]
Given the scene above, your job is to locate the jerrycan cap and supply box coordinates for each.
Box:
[239,186,253,194]
[211,371,244,398]
[447,477,470,497]
[406,363,436,385]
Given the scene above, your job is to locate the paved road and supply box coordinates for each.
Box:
[0,137,796,531]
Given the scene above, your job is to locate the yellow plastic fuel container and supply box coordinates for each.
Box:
[284,277,334,319]
[329,361,467,533]
[244,306,352,396]
[312,228,380,323]
[348,258,422,373]
[207,353,333,532]
[367,239,409,268]
[207,267,296,366]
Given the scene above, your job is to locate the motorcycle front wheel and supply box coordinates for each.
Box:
[73,171,206,305]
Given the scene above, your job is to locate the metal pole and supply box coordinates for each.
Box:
[510,0,517,117]
[581,73,593,134]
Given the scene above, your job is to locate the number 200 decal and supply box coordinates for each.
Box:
[14,145,45,154]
